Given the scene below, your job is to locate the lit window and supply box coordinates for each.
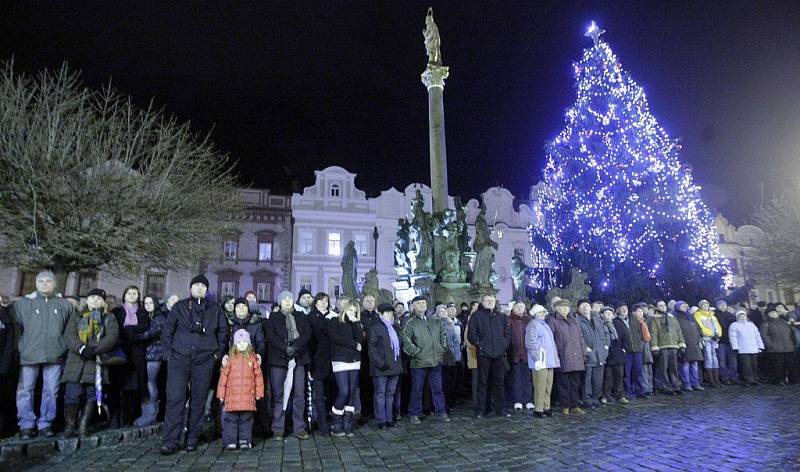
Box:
[300,276,312,292]
[221,281,237,298]
[354,234,368,256]
[328,232,341,256]
[223,240,238,260]
[256,282,272,303]
[330,183,341,197]
[258,242,273,261]
[299,230,314,255]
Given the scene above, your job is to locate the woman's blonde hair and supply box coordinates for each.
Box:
[228,343,254,358]
[337,297,360,323]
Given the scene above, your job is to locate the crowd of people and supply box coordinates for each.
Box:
[1,270,799,455]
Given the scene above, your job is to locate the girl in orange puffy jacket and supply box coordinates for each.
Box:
[217,329,264,450]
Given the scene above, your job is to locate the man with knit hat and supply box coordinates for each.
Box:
[161,274,228,455]
[295,288,313,315]
[264,290,312,440]
[13,270,74,438]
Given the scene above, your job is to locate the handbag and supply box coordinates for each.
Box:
[99,347,128,366]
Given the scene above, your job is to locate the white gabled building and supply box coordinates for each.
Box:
[290,166,536,304]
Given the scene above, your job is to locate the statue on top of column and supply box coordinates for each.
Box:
[423,7,441,65]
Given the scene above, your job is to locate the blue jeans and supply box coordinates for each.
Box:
[17,363,63,430]
[679,361,701,388]
[372,375,399,424]
[718,343,738,380]
[409,365,446,417]
[702,338,720,368]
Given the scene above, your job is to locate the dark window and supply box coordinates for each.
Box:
[145,273,166,299]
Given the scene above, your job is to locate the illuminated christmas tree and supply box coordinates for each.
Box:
[531,22,731,302]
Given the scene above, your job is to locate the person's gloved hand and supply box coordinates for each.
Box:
[712,335,720,342]
[286,345,297,358]
[80,345,96,361]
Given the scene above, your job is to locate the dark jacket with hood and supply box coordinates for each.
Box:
[228,312,266,357]
[140,308,167,362]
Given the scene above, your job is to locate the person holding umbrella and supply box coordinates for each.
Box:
[264,290,312,441]
[61,288,119,438]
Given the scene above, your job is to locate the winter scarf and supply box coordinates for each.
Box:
[123,302,138,326]
[284,310,299,342]
[381,317,400,360]
[510,313,532,363]
[639,318,651,342]
[79,310,104,344]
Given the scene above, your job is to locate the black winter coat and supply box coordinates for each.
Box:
[718,310,736,345]
[0,305,15,376]
[367,321,403,377]
[162,297,228,361]
[264,310,311,367]
[328,317,364,363]
[467,307,511,359]
[112,305,150,392]
[676,312,705,362]
[361,309,379,328]
[608,317,633,365]
[228,313,266,356]
[308,308,333,379]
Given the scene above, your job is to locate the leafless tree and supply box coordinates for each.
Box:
[0,62,241,279]
[748,183,800,291]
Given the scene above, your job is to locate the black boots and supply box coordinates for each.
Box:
[712,368,724,388]
[343,411,354,437]
[330,409,345,437]
[80,402,97,437]
[64,405,79,438]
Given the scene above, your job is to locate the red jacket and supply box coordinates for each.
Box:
[217,354,264,412]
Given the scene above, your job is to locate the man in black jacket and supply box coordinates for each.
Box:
[467,294,511,418]
[161,275,227,455]
[264,290,312,440]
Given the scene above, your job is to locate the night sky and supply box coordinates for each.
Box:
[2,1,799,224]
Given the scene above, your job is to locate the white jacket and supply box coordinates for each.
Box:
[729,320,764,354]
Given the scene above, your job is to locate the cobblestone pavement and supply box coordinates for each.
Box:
[9,384,800,471]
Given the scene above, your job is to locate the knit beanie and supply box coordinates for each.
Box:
[88,288,106,299]
[277,291,294,305]
[233,329,251,345]
[36,270,56,282]
[297,288,312,301]
[190,274,209,289]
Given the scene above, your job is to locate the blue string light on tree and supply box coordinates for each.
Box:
[530,21,732,301]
